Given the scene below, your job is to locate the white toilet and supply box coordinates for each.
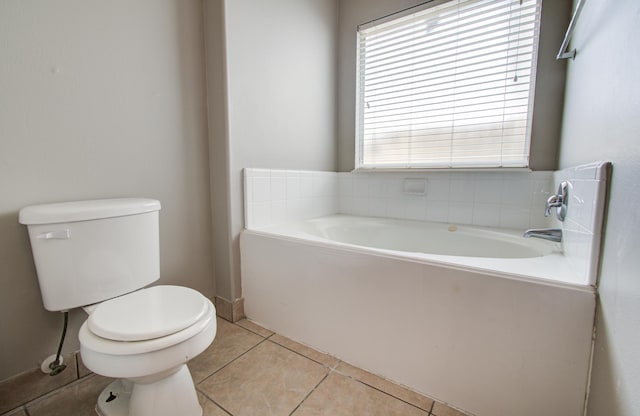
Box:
[19,198,216,416]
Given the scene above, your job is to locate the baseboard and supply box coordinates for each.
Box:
[214,296,245,322]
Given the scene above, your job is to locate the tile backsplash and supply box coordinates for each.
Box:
[244,168,554,230]
[244,168,338,229]
[338,171,553,229]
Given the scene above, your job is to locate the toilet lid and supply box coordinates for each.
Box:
[88,285,209,342]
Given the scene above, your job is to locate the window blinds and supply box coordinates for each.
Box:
[356,0,542,169]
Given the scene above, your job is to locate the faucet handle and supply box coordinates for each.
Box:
[545,182,569,221]
[545,194,563,217]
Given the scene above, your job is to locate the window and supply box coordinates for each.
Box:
[356,0,542,169]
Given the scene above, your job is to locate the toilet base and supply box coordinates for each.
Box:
[95,365,202,416]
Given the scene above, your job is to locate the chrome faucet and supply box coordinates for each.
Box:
[523,228,562,242]
[545,181,569,221]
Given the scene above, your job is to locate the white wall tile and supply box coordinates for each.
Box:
[244,169,338,229]
[338,173,353,197]
[271,176,286,201]
[353,174,369,197]
[426,201,450,223]
[473,203,501,227]
[271,200,287,225]
[253,176,271,203]
[500,206,531,229]
[299,172,314,199]
[286,175,301,200]
[449,202,473,224]
[245,168,560,232]
[404,196,427,221]
[427,179,451,201]
[252,201,271,228]
[352,196,370,216]
[553,162,610,286]
[368,197,389,218]
[387,197,406,219]
[474,179,503,204]
[450,179,476,203]
[502,177,532,206]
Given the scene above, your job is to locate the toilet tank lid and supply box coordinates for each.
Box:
[19,198,161,225]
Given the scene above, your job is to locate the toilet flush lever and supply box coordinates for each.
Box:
[37,229,70,240]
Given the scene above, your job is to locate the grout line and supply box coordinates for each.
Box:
[265,338,338,369]
[196,337,269,385]
[287,371,331,416]
[331,367,432,414]
[233,320,275,339]
[195,387,233,416]
[19,373,101,415]
[75,353,80,380]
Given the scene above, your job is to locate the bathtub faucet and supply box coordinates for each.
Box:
[523,228,562,243]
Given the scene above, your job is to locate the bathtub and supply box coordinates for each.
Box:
[240,215,596,416]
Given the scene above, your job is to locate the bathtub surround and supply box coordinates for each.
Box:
[241,230,595,416]
[245,162,608,286]
[241,161,610,415]
[243,169,339,229]
[245,168,555,231]
[551,162,611,287]
[339,171,554,230]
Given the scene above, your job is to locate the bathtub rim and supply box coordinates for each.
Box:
[241,226,595,294]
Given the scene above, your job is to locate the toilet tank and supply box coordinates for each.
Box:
[19,198,161,311]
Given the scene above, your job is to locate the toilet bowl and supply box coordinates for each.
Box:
[79,285,216,416]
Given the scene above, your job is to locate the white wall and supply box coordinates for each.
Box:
[212,0,338,301]
[557,0,640,414]
[0,0,213,380]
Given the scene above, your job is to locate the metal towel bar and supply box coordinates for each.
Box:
[557,0,586,60]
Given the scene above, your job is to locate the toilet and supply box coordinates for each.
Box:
[19,198,216,416]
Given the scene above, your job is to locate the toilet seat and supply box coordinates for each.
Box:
[89,285,208,341]
[80,287,215,356]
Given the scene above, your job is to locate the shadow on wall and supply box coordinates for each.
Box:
[0,210,84,381]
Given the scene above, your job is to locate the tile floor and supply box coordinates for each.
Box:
[3,318,469,416]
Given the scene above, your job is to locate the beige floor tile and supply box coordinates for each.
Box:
[1,407,28,416]
[26,374,113,416]
[431,401,470,416]
[292,372,429,416]
[198,340,328,416]
[0,352,78,414]
[334,362,433,412]
[197,392,229,416]
[270,334,339,368]
[76,352,93,378]
[235,319,274,338]
[189,317,264,383]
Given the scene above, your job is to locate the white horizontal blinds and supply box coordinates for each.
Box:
[357,0,541,169]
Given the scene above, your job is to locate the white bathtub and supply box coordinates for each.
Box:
[240,215,596,416]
